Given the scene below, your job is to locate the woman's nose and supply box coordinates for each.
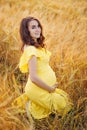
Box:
[36,28,40,32]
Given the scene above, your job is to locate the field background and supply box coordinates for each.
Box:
[0,0,87,130]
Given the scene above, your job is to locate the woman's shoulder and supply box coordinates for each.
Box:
[24,45,51,56]
[24,45,43,53]
[24,45,36,50]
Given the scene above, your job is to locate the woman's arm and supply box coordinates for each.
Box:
[28,56,57,92]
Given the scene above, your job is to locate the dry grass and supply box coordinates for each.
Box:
[0,0,87,130]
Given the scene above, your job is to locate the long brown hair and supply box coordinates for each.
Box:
[20,16,45,51]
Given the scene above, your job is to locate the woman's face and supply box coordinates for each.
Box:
[28,20,41,40]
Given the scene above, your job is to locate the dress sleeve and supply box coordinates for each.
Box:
[19,46,40,73]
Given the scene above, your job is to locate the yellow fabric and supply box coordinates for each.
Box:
[12,93,29,110]
[13,45,73,119]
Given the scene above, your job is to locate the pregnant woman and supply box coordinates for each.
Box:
[13,16,73,120]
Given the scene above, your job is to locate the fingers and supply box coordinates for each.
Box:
[54,84,58,88]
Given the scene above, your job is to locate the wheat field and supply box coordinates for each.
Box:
[0,0,87,130]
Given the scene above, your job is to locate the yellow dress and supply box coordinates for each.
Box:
[13,45,73,119]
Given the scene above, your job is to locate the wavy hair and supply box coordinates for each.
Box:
[20,16,45,51]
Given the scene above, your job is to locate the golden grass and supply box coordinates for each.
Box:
[0,0,87,129]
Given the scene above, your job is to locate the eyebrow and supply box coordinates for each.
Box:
[31,24,39,28]
[32,24,38,26]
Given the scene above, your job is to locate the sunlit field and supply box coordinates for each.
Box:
[0,0,87,129]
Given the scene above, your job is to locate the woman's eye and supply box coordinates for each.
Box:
[32,25,36,29]
[31,25,40,29]
[38,25,40,28]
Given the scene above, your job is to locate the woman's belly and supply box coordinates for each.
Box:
[24,64,56,101]
[37,65,57,85]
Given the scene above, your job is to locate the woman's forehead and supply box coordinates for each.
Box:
[29,20,38,26]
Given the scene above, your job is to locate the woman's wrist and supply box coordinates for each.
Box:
[49,87,55,93]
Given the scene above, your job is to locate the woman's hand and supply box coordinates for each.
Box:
[49,83,58,92]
